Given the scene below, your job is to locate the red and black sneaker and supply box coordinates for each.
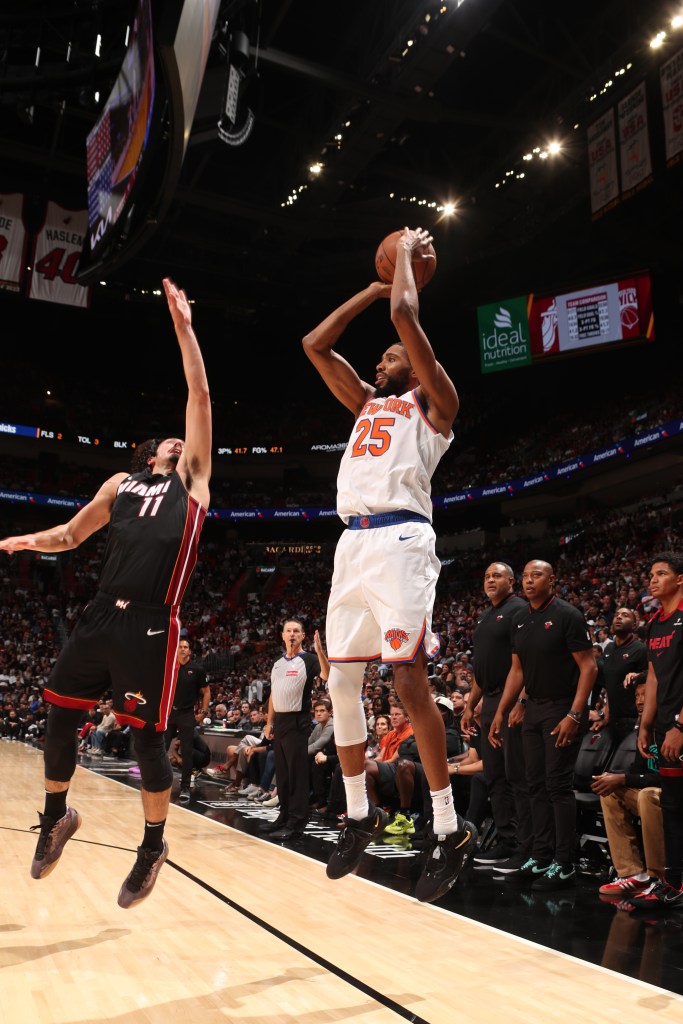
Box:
[627,879,683,914]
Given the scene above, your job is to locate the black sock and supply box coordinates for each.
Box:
[44,791,68,822]
[142,819,166,851]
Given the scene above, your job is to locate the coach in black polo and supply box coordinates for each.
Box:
[463,561,531,870]
[489,559,597,891]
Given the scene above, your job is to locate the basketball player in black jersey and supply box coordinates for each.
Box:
[0,277,212,908]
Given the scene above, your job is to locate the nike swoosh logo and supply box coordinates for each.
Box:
[517,624,524,629]
[147,629,165,637]
[398,534,416,541]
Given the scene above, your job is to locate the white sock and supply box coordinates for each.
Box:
[634,872,649,881]
[343,773,370,821]
[430,785,459,835]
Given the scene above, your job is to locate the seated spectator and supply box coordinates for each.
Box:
[211,703,229,726]
[237,701,253,729]
[367,694,391,732]
[236,731,273,796]
[593,680,664,899]
[78,705,102,752]
[363,703,415,820]
[89,701,117,757]
[249,747,278,804]
[384,696,463,837]
[308,699,336,808]
[3,706,24,740]
[365,714,391,760]
[206,715,272,792]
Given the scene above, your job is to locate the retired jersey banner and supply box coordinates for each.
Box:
[28,201,90,308]
[660,48,683,167]
[587,110,619,218]
[0,193,28,292]
[618,82,653,197]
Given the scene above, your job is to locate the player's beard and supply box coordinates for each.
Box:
[374,369,410,398]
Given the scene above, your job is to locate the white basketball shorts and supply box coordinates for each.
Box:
[325,519,442,664]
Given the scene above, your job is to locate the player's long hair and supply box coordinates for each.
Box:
[131,438,161,472]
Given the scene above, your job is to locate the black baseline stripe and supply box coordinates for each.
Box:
[6,827,430,1023]
[169,857,431,1024]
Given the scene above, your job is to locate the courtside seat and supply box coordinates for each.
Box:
[606,729,639,774]
[573,729,616,803]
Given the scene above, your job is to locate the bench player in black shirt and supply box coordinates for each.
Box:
[0,277,212,908]
[592,607,647,742]
[628,552,683,913]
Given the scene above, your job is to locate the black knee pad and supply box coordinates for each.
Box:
[131,726,173,791]
[44,705,84,782]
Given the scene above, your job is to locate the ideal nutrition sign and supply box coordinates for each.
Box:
[477,296,532,374]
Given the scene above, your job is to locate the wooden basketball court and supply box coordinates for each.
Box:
[2,741,682,1024]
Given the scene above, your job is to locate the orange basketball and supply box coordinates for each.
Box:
[374,230,437,290]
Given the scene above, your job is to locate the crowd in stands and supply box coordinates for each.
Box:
[2,485,681,842]
[2,494,680,710]
[2,363,682,510]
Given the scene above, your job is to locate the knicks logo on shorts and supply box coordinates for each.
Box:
[124,691,148,713]
[384,628,410,651]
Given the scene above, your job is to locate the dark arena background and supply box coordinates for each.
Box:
[1,3,683,1021]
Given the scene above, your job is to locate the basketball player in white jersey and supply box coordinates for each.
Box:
[303,226,476,903]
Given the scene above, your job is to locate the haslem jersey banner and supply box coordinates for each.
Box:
[27,201,91,308]
[0,193,29,293]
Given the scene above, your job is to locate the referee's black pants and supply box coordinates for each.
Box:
[273,710,311,831]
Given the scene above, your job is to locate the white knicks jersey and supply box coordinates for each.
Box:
[336,388,452,522]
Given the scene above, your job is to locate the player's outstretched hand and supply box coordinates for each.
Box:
[163,277,193,331]
[0,533,35,554]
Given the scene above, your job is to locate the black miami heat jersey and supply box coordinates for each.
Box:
[98,468,206,606]
[646,598,683,728]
